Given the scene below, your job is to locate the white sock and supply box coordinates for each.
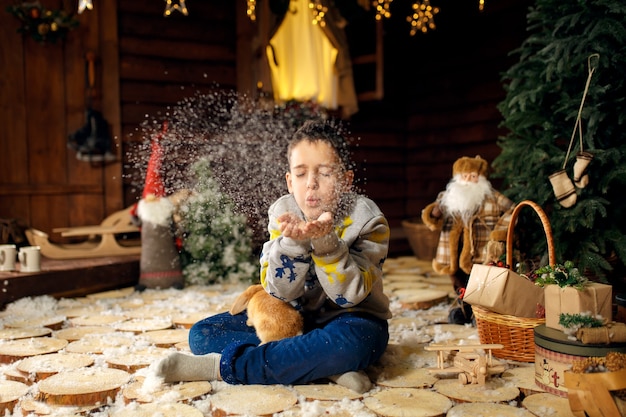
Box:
[328,370,372,393]
[155,352,222,383]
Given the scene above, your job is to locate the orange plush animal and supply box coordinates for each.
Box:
[229,284,304,344]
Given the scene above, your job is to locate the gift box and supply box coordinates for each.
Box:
[464,264,545,318]
[545,283,613,330]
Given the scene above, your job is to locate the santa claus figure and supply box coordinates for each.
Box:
[421,155,515,293]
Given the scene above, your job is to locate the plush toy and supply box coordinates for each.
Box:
[421,156,515,293]
[133,122,184,291]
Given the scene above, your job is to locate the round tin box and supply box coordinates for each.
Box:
[534,324,626,397]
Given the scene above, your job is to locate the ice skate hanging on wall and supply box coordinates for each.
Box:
[67,52,116,163]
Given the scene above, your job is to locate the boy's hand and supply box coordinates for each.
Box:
[278,212,334,240]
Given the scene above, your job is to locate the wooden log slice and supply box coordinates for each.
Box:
[385,274,429,283]
[209,385,298,417]
[56,297,90,307]
[37,367,131,406]
[16,352,94,380]
[385,256,433,269]
[54,325,118,342]
[384,265,429,275]
[420,275,456,286]
[433,378,520,403]
[388,316,431,332]
[86,287,134,300]
[172,312,210,329]
[292,383,363,401]
[175,341,191,352]
[122,307,180,319]
[384,268,428,285]
[501,365,546,397]
[113,318,173,333]
[0,380,29,414]
[20,398,101,416]
[3,315,66,330]
[122,378,212,403]
[4,367,32,384]
[379,343,438,365]
[397,289,449,310]
[421,324,478,344]
[110,402,204,417]
[105,347,171,372]
[179,286,222,298]
[363,388,453,417]
[416,309,452,325]
[138,328,189,347]
[117,298,148,309]
[387,332,432,346]
[69,315,128,327]
[0,326,51,340]
[136,289,183,301]
[0,337,68,363]
[55,305,104,318]
[387,282,431,292]
[447,402,536,417]
[64,332,136,354]
[278,401,357,417]
[375,365,439,388]
[522,393,577,417]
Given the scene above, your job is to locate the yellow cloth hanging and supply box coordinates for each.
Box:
[266,0,338,109]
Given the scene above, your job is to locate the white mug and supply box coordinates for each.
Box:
[0,244,17,271]
[18,245,41,272]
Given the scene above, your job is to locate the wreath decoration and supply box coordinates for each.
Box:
[6,1,79,43]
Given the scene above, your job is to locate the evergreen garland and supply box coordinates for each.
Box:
[178,158,258,286]
[492,0,626,284]
[559,313,604,329]
[534,260,588,289]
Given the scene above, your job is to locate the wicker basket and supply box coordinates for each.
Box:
[401,218,439,260]
[473,200,554,362]
[473,306,544,362]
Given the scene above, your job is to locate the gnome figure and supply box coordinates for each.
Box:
[422,156,515,293]
[134,122,184,290]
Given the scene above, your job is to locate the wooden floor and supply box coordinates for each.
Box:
[0,255,139,309]
[0,256,608,416]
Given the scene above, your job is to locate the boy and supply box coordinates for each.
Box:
[156,119,391,393]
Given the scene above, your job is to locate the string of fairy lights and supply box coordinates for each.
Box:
[76,0,486,35]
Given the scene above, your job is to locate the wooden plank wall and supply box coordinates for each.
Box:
[347,0,531,255]
[402,1,531,217]
[0,0,123,239]
[0,0,531,259]
[116,0,238,204]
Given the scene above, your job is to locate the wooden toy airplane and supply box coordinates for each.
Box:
[424,343,506,385]
[25,206,141,260]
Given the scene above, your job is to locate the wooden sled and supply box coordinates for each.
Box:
[25,206,141,260]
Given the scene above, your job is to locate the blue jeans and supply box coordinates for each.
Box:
[188,311,389,385]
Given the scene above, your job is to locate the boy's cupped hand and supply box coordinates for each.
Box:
[278,212,334,240]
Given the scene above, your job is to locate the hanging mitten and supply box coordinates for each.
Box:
[573,151,594,188]
[549,170,577,208]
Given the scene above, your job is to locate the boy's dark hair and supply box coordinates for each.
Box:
[289,119,354,171]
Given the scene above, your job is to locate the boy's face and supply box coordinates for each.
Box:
[286,140,354,221]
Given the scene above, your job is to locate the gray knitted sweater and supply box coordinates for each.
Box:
[260,193,392,322]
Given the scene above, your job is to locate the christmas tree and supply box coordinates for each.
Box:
[178,158,258,286]
[492,0,626,290]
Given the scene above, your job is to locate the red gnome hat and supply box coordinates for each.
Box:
[130,121,168,221]
[142,121,168,199]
